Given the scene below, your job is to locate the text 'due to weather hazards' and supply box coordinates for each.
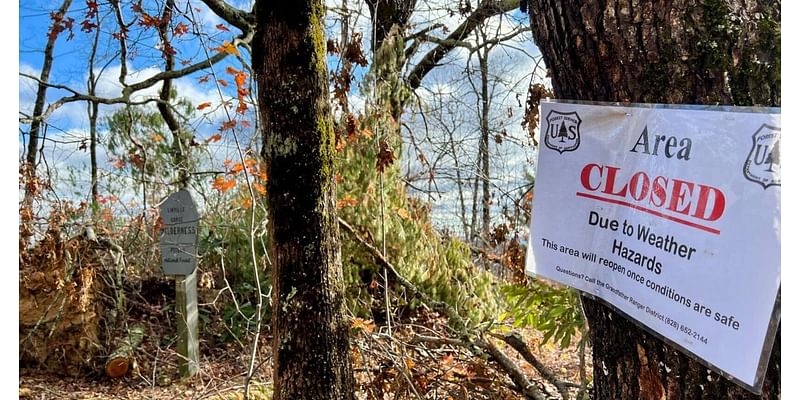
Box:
[526,101,780,390]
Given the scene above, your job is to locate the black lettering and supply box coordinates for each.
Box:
[568,125,578,139]
[664,136,677,157]
[677,138,692,160]
[630,126,651,154]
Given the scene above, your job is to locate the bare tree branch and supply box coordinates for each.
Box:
[18,30,253,125]
[23,0,74,212]
[199,0,254,32]
[123,30,253,95]
[482,338,547,400]
[416,25,532,53]
[109,0,130,86]
[406,0,519,90]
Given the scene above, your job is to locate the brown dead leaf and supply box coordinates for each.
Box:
[376,139,395,173]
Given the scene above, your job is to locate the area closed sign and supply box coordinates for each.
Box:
[526,101,780,391]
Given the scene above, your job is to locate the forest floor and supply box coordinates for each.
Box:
[20,233,590,399]
[20,317,590,400]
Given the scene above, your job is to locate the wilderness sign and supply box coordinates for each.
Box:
[159,189,200,275]
[525,101,780,392]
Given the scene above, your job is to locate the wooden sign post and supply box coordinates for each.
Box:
[159,189,200,378]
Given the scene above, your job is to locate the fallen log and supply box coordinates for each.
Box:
[105,324,144,378]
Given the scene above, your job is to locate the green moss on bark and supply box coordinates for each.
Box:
[729,8,780,106]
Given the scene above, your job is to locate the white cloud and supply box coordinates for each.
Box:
[19,62,40,117]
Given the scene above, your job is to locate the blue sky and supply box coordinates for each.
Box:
[18,0,264,205]
[19,0,254,129]
[16,0,545,232]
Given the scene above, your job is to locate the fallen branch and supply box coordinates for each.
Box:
[339,217,553,400]
[493,332,574,399]
[338,217,467,333]
[481,338,546,400]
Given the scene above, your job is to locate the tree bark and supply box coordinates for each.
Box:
[526,0,780,398]
[366,0,417,52]
[367,0,417,125]
[527,0,779,106]
[253,2,355,399]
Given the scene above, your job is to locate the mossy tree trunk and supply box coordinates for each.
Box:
[526,1,780,398]
[253,2,355,399]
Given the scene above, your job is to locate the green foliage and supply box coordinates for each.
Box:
[200,206,268,291]
[104,95,198,190]
[499,281,584,349]
[363,25,411,121]
[220,298,264,342]
[336,114,500,328]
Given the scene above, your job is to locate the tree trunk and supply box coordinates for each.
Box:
[367,0,417,53]
[23,0,74,210]
[367,0,417,126]
[478,47,491,247]
[156,0,190,188]
[87,12,100,215]
[526,0,780,398]
[253,2,355,399]
[470,166,481,241]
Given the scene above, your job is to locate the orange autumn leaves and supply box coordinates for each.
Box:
[211,157,267,209]
[226,66,250,115]
[195,65,250,117]
[211,176,236,193]
[335,112,373,153]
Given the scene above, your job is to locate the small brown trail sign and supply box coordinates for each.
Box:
[159,189,200,378]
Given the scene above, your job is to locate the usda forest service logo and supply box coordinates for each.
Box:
[544,110,581,153]
[743,124,781,189]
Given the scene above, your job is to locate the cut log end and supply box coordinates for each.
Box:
[105,324,144,378]
[105,357,130,378]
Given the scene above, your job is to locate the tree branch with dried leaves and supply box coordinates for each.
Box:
[339,217,584,400]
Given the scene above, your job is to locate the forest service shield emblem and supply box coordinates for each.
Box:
[743,124,781,189]
[544,110,581,153]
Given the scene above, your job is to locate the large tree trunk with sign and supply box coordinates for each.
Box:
[525,1,780,399]
[253,2,355,399]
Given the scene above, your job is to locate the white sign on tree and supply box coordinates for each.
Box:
[159,189,199,275]
[526,101,780,392]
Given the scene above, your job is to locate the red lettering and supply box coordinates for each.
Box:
[693,185,726,221]
[578,163,726,228]
[667,179,694,215]
[629,172,650,201]
[602,166,628,197]
[580,163,602,191]
[650,176,668,207]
